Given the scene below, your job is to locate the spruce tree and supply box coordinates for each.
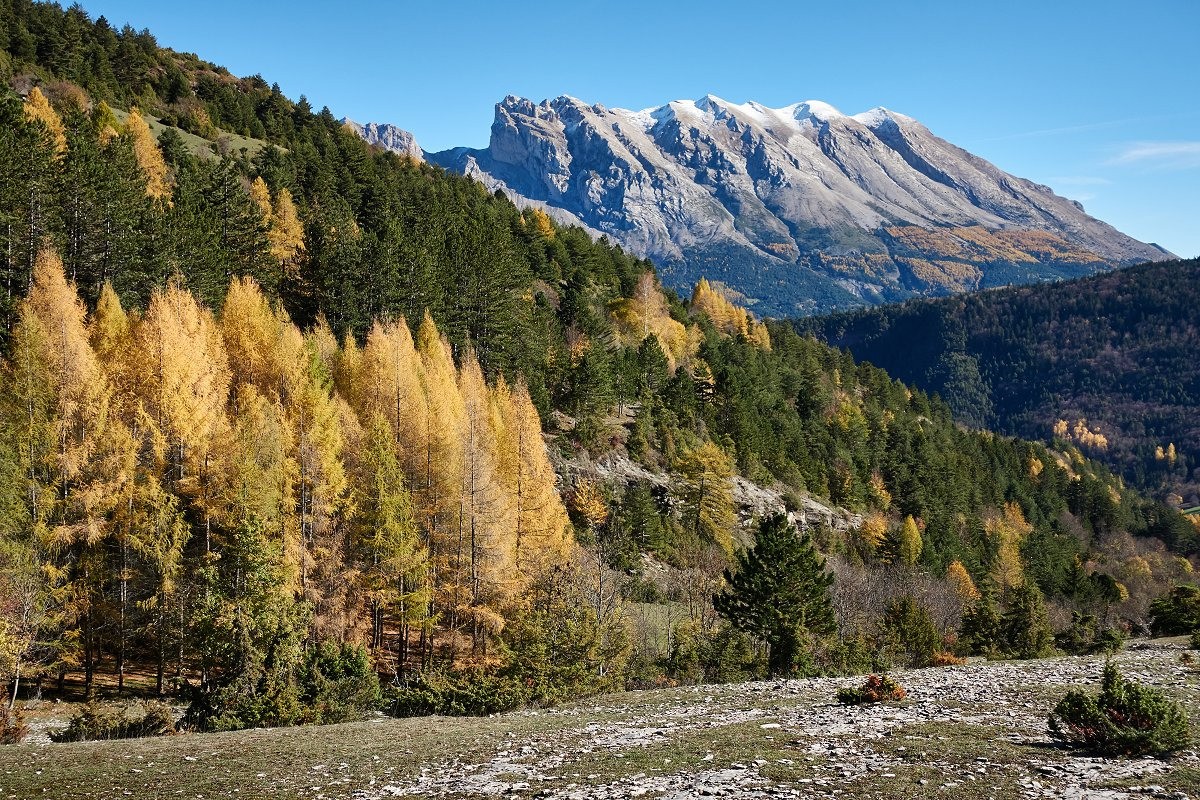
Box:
[713,514,835,675]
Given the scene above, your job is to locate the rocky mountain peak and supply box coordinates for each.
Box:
[351,94,1173,316]
[341,118,423,161]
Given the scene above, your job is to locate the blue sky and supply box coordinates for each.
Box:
[84,0,1199,257]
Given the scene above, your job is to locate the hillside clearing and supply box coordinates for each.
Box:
[2,639,1197,800]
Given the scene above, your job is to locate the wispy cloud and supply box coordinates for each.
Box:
[981,111,1200,143]
[983,119,1135,141]
[1109,141,1200,169]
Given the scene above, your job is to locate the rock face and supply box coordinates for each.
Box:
[342,118,423,161]
[415,95,1172,316]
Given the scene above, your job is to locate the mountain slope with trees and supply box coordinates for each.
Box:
[798,259,1200,506]
[0,0,1196,731]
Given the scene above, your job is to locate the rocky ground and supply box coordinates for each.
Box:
[2,639,1198,800]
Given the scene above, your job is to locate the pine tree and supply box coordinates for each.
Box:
[1002,582,1055,659]
[960,588,1002,656]
[1,93,59,326]
[713,514,836,675]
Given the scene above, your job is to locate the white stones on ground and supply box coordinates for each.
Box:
[353,640,1198,799]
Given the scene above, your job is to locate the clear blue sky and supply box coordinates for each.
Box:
[82,0,1199,257]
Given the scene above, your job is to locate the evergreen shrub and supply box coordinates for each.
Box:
[386,669,532,717]
[53,701,176,742]
[1048,663,1191,756]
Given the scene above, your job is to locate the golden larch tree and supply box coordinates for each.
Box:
[268,189,305,273]
[493,377,570,578]
[456,348,516,651]
[23,87,66,157]
[946,560,981,603]
[893,515,924,566]
[984,501,1033,590]
[415,312,468,647]
[609,272,692,371]
[133,281,232,551]
[674,440,736,556]
[125,108,172,204]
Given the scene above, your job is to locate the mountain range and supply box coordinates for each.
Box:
[352,95,1171,316]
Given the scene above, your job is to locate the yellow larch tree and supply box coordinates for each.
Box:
[984,501,1033,590]
[218,277,353,637]
[525,207,556,241]
[269,189,305,274]
[133,281,232,552]
[674,440,735,556]
[249,176,273,221]
[856,511,888,554]
[355,318,429,488]
[946,560,981,604]
[609,272,691,371]
[24,250,124,542]
[457,348,516,651]
[492,377,570,578]
[893,515,923,566]
[289,344,353,640]
[22,249,133,696]
[690,277,771,350]
[23,87,66,157]
[415,312,468,648]
[86,282,173,694]
[124,107,172,205]
[349,412,429,671]
[249,178,306,278]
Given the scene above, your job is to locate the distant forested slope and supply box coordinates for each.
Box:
[799,259,1200,505]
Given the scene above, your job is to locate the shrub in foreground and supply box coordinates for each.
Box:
[0,696,27,744]
[837,674,906,705]
[52,701,176,742]
[1048,663,1191,756]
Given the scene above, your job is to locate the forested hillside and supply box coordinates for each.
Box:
[0,0,1196,733]
[799,259,1200,507]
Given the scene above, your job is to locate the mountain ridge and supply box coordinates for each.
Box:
[352,94,1172,316]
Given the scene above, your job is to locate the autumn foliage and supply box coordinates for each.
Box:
[0,251,573,715]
